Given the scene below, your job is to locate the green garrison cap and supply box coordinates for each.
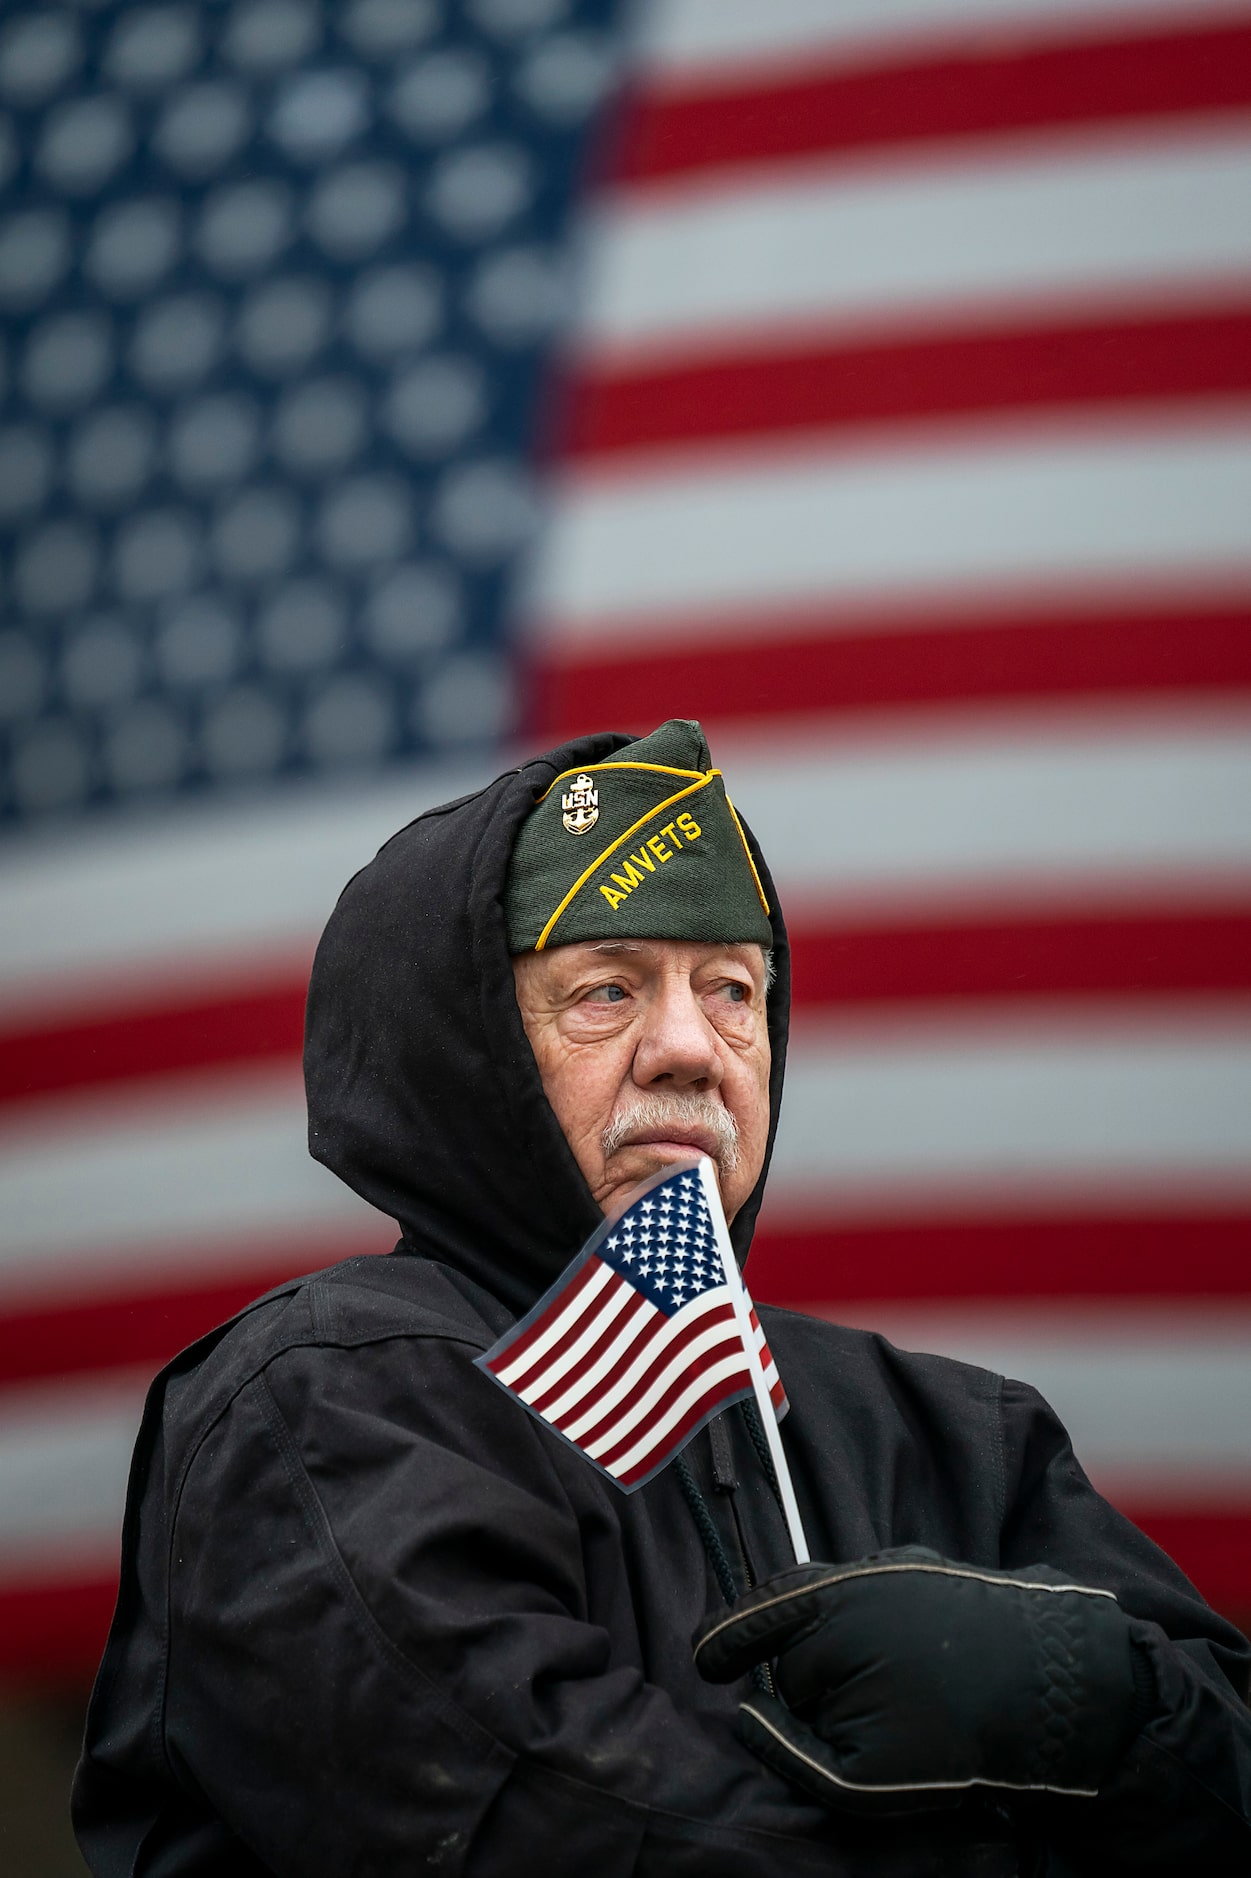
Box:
[505,719,772,953]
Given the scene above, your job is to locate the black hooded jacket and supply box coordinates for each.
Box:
[74,732,1251,1876]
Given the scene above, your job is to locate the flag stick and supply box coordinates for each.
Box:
[697,1158,810,1564]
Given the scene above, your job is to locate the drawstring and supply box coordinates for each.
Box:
[674,1441,773,1696]
[739,1398,785,1517]
[673,1453,739,1606]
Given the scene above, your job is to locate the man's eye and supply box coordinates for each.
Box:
[586,983,626,1003]
[720,982,747,1003]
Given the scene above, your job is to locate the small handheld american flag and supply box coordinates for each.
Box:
[477,1156,810,1560]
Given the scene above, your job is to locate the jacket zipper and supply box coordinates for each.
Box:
[708,1414,778,1698]
[725,1475,777,1698]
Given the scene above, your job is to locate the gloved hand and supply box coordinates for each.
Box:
[694,1546,1148,1816]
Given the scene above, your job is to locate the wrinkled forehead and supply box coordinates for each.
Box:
[527,936,771,977]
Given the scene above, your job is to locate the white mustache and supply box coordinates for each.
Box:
[601,1093,739,1172]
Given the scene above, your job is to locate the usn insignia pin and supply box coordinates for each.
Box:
[561,774,600,835]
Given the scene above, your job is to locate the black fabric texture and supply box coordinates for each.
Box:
[504,718,773,954]
[72,731,1251,1877]
[694,1550,1139,1805]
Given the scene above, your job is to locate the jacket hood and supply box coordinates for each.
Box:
[304,730,791,1316]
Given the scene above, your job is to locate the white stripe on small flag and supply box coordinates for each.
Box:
[604,1353,755,1480]
[581,1306,743,1455]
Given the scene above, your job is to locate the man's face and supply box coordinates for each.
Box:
[512,938,771,1221]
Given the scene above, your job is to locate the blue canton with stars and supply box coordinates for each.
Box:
[0,0,622,831]
[600,1170,725,1318]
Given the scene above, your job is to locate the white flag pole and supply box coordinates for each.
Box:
[697,1157,810,1564]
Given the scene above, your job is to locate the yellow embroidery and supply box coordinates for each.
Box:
[725,794,771,917]
[535,774,717,950]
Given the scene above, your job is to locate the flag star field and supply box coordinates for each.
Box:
[0,0,619,825]
[606,1175,717,1311]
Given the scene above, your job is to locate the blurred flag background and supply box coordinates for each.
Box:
[1,0,1249,1864]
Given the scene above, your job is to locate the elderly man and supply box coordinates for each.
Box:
[75,722,1250,1875]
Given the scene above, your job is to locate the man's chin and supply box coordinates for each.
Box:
[599,1142,724,1212]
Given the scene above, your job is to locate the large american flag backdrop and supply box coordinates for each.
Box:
[1,0,1249,1688]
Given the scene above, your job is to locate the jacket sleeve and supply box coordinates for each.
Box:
[161,1330,851,1878]
[996,1375,1251,1872]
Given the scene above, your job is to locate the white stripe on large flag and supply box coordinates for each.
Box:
[642,0,1251,73]
[535,423,1251,635]
[0,761,487,1009]
[0,1372,148,1578]
[774,1011,1251,1206]
[581,133,1251,359]
[0,1070,375,1295]
[721,720,1251,897]
[819,1302,1251,1504]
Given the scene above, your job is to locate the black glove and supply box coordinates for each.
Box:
[695,1546,1147,1816]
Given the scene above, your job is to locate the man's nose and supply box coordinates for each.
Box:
[632,981,723,1092]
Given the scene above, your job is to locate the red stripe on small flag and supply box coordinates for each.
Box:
[573,1302,740,1454]
[529,1285,655,1417]
[749,1305,788,1414]
[485,1257,611,1387]
[607,1354,753,1485]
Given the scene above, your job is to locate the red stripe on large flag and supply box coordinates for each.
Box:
[7,896,1249,1114]
[614,18,1251,185]
[0,966,310,1109]
[530,594,1251,742]
[749,1212,1251,1309]
[559,308,1251,461]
